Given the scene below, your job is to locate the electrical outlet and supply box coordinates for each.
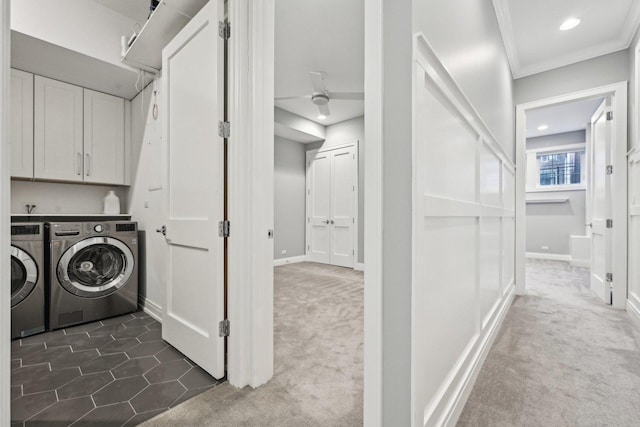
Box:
[541,245,549,251]
[281,249,287,255]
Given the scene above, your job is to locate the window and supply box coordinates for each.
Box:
[526,143,586,192]
[537,151,582,186]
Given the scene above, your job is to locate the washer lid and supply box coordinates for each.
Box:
[10,246,38,307]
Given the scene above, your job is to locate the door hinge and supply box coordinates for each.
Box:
[606,165,613,175]
[219,319,230,337]
[218,121,231,138]
[218,220,230,238]
[606,273,613,282]
[607,111,613,121]
[218,21,230,40]
[606,219,613,228]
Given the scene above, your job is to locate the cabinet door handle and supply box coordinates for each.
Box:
[76,153,81,175]
[85,153,91,176]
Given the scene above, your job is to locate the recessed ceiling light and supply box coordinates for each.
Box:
[318,114,327,120]
[538,124,548,131]
[559,17,581,31]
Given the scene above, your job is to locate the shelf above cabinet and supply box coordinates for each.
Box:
[121,0,208,73]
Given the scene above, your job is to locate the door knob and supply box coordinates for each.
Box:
[324,220,330,224]
[156,225,167,236]
[330,220,334,224]
[586,223,593,228]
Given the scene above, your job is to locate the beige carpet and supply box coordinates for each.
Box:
[142,262,363,426]
[458,259,640,426]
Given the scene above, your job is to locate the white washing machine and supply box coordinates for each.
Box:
[48,221,139,330]
[11,223,46,339]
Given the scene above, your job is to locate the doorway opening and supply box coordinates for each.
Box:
[515,82,628,309]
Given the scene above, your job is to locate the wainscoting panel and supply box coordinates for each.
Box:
[628,149,640,322]
[412,35,516,427]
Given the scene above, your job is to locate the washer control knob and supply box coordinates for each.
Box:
[94,224,104,233]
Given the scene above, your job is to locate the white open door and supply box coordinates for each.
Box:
[589,100,612,304]
[160,1,225,378]
[306,145,356,267]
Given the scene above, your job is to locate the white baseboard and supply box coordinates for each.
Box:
[273,255,306,267]
[526,252,572,262]
[354,262,364,271]
[627,294,640,329]
[570,259,590,268]
[443,284,515,427]
[139,295,162,323]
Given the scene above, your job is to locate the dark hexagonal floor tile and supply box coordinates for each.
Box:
[69,334,114,352]
[155,346,186,362]
[63,320,104,335]
[43,332,90,349]
[179,366,220,389]
[133,311,150,318]
[57,371,114,400]
[21,346,71,367]
[112,326,149,340]
[92,376,148,407]
[24,396,94,426]
[169,385,213,408]
[147,321,162,330]
[130,381,186,413]
[101,314,134,326]
[124,317,155,328]
[97,338,140,355]
[125,340,168,359]
[11,359,21,370]
[111,356,159,379]
[11,385,22,401]
[73,401,136,427]
[11,364,50,387]
[10,390,57,423]
[11,343,45,360]
[88,324,125,337]
[21,367,81,394]
[138,328,162,342]
[20,329,65,346]
[122,409,166,427]
[78,353,128,375]
[144,359,191,384]
[49,349,100,370]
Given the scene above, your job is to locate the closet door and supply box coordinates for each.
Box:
[306,150,332,264]
[34,76,83,182]
[10,69,34,178]
[329,146,355,267]
[84,89,125,185]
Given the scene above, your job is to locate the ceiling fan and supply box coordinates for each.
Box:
[275,71,364,119]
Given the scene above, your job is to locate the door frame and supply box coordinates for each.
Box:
[1,0,9,422]
[515,81,628,309]
[305,141,359,268]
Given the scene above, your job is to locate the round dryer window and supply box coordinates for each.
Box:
[10,246,39,307]
[57,237,135,298]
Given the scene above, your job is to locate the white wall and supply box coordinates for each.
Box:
[10,180,128,214]
[274,136,306,260]
[369,0,516,425]
[308,116,364,264]
[525,131,587,256]
[515,50,629,106]
[127,80,165,317]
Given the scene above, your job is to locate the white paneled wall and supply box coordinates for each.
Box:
[412,36,515,426]
[628,149,640,318]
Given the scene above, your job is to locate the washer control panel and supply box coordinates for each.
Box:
[93,224,105,233]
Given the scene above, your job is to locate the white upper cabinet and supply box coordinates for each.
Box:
[83,89,125,185]
[34,76,83,182]
[10,69,34,179]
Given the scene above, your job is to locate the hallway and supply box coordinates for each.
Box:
[458,260,640,426]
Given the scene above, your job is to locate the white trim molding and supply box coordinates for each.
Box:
[273,255,306,267]
[1,0,10,423]
[138,295,163,322]
[515,82,628,310]
[354,262,365,272]
[526,252,572,262]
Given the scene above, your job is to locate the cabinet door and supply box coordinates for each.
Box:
[83,89,125,185]
[34,76,83,182]
[10,69,34,178]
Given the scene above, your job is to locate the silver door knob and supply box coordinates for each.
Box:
[324,220,330,224]
[330,220,334,224]
[586,223,593,228]
[156,225,167,236]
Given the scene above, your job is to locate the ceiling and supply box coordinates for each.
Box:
[526,97,603,138]
[92,0,150,25]
[274,0,364,126]
[493,0,640,78]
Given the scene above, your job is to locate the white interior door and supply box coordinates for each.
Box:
[306,145,356,267]
[307,150,331,263]
[589,100,612,304]
[329,146,355,267]
[161,1,225,378]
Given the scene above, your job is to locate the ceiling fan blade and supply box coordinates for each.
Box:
[309,71,328,93]
[318,103,330,116]
[275,95,312,101]
[330,92,364,101]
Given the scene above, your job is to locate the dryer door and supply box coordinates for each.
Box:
[11,246,39,307]
[57,237,135,298]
